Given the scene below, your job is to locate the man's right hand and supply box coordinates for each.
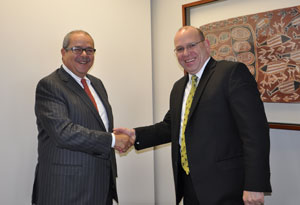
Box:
[114,133,133,153]
[113,127,136,153]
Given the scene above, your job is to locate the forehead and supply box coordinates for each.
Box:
[69,33,94,47]
[174,28,200,46]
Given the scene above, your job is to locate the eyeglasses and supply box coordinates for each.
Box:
[65,46,96,55]
[174,40,203,54]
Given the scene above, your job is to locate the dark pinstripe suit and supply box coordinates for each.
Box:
[32,67,118,205]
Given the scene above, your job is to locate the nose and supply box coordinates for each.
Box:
[183,47,189,56]
[81,50,88,56]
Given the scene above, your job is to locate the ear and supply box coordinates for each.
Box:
[61,48,66,56]
[204,39,211,53]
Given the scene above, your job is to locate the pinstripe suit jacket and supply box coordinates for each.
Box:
[32,67,117,205]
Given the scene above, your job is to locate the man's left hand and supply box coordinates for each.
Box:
[243,191,264,205]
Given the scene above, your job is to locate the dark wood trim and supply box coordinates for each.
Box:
[182,0,218,26]
[269,123,300,130]
[181,0,300,131]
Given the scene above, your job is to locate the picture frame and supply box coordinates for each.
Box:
[182,0,300,130]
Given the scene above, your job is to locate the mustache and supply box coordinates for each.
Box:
[75,57,91,63]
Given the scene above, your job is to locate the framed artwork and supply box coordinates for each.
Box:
[182,0,300,130]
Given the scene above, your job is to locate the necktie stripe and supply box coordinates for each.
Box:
[81,78,99,112]
[181,75,198,175]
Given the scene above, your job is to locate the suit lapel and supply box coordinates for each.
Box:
[173,75,189,142]
[188,58,216,121]
[58,68,106,130]
[88,76,114,132]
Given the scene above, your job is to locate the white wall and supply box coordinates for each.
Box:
[0,0,154,204]
[151,0,300,204]
[1,0,300,204]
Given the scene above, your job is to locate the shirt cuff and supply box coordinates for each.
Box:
[111,133,115,148]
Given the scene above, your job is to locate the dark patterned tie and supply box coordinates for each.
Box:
[181,75,198,175]
[81,78,98,112]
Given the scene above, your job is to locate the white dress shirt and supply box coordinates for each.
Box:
[179,57,210,145]
[62,64,115,147]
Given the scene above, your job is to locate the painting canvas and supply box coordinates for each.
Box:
[199,5,300,103]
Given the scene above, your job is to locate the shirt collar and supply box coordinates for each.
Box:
[188,57,210,83]
[62,64,90,86]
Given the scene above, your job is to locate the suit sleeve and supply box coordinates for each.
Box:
[228,63,272,192]
[35,78,112,158]
[134,110,172,150]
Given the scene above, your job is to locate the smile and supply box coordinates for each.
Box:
[77,59,90,64]
[185,58,195,63]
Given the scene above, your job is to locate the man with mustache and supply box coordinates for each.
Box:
[32,30,131,205]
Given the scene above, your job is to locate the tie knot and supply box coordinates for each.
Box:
[191,75,198,84]
[81,78,87,85]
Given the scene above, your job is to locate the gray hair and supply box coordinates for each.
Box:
[62,30,94,49]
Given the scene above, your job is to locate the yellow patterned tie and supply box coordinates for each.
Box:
[181,75,198,175]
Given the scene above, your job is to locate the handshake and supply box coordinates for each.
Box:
[113,128,136,153]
